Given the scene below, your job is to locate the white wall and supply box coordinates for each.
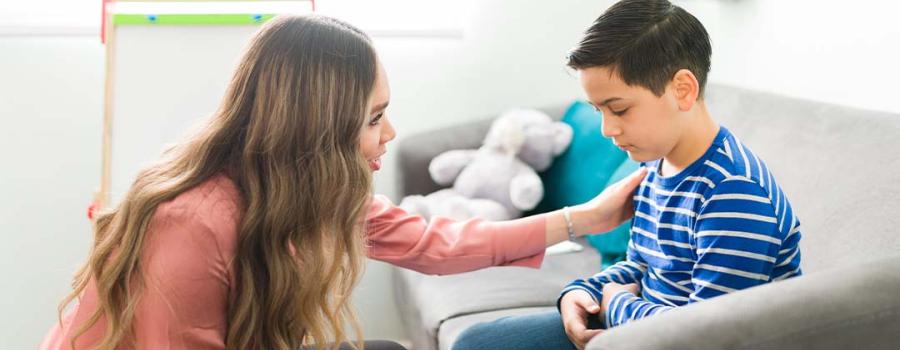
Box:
[684,0,900,115]
[0,36,105,348]
[3,0,900,348]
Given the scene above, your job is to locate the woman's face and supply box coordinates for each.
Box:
[360,62,395,172]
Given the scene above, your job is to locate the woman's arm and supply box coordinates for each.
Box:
[366,168,646,275]
[365,195,547,275]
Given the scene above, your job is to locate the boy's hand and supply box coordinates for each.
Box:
[600,282,641,314]
[572,167,647,236]
[560,290,603,349]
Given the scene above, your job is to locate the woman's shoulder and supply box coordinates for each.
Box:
[158,173,240,220]
[150,173,242,257]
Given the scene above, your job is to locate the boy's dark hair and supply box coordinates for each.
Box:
[567,0,712,97]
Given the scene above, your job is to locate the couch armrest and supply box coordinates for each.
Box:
[587,253,900,350]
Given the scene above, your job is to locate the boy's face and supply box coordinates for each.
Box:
[579,66,684,163]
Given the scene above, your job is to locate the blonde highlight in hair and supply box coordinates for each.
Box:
[59,15,377,350]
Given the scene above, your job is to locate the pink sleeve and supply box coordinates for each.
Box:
[364,195,547,275]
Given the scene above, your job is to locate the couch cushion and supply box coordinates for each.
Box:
[705,85,900,272]
[585,158,641,269]
[393,243,600,350]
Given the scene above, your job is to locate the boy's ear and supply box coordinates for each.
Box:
[671,69,700,111]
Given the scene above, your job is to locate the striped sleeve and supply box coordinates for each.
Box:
[558,243,648,309]
[691,176,783,299]
[604,176,785,327]
[605,291,671,327]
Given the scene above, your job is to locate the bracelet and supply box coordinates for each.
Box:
[562,206,576,242]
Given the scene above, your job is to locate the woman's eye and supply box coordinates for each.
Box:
[369,113,383,126]
[611,108,629,116]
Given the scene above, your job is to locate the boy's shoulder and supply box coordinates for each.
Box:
[637,127,786,204]
[640,127,774,196]
[701,127,777,198]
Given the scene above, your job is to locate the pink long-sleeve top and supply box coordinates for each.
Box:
[41,173,546,349]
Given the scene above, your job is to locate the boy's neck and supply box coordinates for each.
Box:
[660,102,719,177]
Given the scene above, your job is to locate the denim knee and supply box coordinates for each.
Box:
[450,311,574,350]
[452,322,493,350]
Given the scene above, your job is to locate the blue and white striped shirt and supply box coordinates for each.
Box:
[561,126,802,328]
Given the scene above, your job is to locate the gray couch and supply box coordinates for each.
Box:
[393,84,900,350]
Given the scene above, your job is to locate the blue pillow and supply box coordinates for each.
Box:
[531,100,628,212]
[529,101,633,267]
[585,159,640,268]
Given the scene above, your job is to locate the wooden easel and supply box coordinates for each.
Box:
[90,0,315,219]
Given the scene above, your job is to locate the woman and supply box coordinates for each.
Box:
[42,15,644,350]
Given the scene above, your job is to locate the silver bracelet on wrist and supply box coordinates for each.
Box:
[562,206,577,242]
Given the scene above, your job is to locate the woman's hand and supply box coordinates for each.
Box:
[572,167,647,236]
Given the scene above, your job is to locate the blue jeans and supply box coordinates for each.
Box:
[451,310,601,350]
[302,340,406,350]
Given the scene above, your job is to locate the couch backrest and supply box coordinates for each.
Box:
[397,85,900,273]
[705,84,900,272]
[396,105,569,198]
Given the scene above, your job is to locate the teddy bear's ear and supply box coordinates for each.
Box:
[552,122,574,156]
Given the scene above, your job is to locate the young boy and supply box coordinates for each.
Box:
[451,1,802,349]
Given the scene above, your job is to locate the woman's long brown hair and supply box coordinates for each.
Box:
[59,15,376,350]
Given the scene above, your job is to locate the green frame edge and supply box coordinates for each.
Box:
[113,14,276,25]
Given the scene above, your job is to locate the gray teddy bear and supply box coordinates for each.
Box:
[399,108,573,221]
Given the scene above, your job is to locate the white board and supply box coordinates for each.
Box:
[108,25,261,203]
[103,1,312,205]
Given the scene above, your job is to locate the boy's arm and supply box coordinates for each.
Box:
[689,177,784,300]
[558,242,648,308]
[604,176,785,327]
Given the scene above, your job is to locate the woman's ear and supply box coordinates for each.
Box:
[671,69,700,111]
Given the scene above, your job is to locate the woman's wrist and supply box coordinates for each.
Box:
[562,206,577,241]
[568,204,592,236]
[544,203,613,245]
